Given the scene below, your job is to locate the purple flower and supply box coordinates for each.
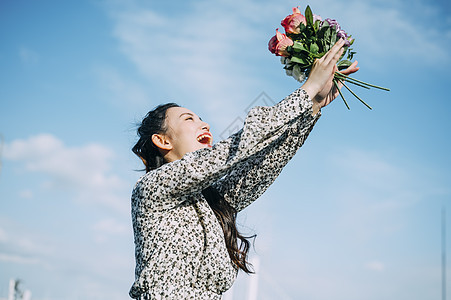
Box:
[337,29,346,39]
[325,19,352,47]
[313,14,322,23]
[337,30,353,46]
[325,18,340,31]
[337,29,348,44]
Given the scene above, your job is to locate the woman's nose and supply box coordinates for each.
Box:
[201,121,210,131]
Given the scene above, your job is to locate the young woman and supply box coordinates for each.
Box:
[129,39,358,299]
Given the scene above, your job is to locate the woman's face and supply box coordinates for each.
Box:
[161,106,212,161]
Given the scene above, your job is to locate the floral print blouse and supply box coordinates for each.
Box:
[129,88,320,299]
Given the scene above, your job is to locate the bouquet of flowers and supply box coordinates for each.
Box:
[268,5,389,109]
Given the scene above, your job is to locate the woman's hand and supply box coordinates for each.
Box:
[301,39,359,114]
[312,61,360,113]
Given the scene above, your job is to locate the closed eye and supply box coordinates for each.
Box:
[180,112,197,121]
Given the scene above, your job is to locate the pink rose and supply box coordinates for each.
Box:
[268,28,293,57]
[281,7,307,34]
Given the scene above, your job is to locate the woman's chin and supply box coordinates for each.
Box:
[194,141,212,150]
[199,143,212,149]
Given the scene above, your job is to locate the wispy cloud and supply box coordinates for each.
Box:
[93,217,130,243]
[337,0,450,67]
[4,134,129,214]
[0,221,54,267]
[94,65,150,111]
[93,218,129,235]
[322,147,425,238]
[101,0,450,132]
[0,252,42,265]
[365,260,385,272]
[330,147,407,191]
[103,0,284,128]
[19,47,39,64]
[0,227,7,243]
[18,189,33,199]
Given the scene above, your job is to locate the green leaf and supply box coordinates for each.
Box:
[298,23,306,34]
[305,5,314,27]
[292,41,307,51]
[320,40,329,53]
[324,27,331,43]
[330,29,337,45]
[290,56,309,65]
[310,43,319,54]
[313,19,321,32]
[317,24,329,39]
[337,60,352,70]
[339,46,348,60]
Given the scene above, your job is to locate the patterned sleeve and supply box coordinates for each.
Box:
[212,91,320,211]
[133,87,318,211]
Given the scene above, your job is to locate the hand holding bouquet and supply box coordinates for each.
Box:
[268,5,389,110]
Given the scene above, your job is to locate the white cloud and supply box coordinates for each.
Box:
[327,146,443,206]
[0,223,54,260]
[94,218,129,235]
[100,0,450,135]
[103,0,284,128]
[346,2,449,66]
[108,0,449,81]
[0,227,7,242]
[18,189,33,199]
[4,134,129,214]
[330,148,406,190]
[94,65,150,110]
[296,0,450,68]
[19,47,39,64]
[93,218,131,243]
[324,148,418,234]
[14,236,53,256]
[0,252,41,265]
[365,260,385,272]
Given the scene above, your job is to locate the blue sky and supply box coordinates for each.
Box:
[0,0,450,299]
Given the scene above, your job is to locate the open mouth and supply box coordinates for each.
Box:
[197,132,212,147]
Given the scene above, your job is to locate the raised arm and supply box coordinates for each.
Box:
[212,89,319,211]
[212,39,360,211]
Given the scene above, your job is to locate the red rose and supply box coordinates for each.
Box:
[281,7,307,34]
[268,28,293,57]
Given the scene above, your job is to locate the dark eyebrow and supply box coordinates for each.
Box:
[179,112,194,118]
[179,112,202,121]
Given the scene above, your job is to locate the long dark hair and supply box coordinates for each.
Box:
[132,103,255,273]
[132,103,179,172]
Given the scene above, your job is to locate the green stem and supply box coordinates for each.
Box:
[334,79,350,110]
[338,79,373,110]
[335,72,390,91]
[334,73,370,90]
